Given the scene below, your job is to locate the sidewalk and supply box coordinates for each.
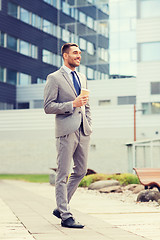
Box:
[0,180,159,240]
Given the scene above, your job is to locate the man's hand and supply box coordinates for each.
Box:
[73,95,88,108]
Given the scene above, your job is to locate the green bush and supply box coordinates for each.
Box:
[79,173,139,187]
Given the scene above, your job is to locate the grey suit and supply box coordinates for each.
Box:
[44,66,92,220]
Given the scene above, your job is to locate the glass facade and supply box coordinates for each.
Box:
[109,0,137,77]
[57,0,109,80]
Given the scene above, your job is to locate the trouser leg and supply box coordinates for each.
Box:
[67,127,90,203]
[55,133,77,221]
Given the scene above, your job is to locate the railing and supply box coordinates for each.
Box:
[126,138,160,173]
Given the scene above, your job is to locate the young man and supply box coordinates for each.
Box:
[44,43,92,228]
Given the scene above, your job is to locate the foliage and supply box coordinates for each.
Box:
[0,174,49,183]
[79,173,139,187]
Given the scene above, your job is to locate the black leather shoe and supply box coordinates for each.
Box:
[61,217,84,228]
[53,209,61,219]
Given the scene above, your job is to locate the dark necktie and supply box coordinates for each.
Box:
[71,71,81,96]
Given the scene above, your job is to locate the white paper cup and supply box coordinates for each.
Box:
[80,88,90,96]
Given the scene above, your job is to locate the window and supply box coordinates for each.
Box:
[87,42,94,55]
[37,78,46,84]
[31,13,37,27]
[99,100,111,106]
[87,16,94,29]
[79,38,86,50]
[140,42,160,62]
[62,1,70,15]
[0,66,4,82]
[43,19,52,34]
[18,73,31,85]
[37,16,42,29]
[62,29,70,42]
[140,0,160,18]
[17,102,29,109]
[87,67,94,80]
[0,31,4,47]
[142,102,160,115]
[8,2,18,18]
[0,0,2,10]
[151,82,160,94]
[20,8,30,24]
[31,45,37,58]
[118,96,136,105]
[7,69,17,85]
[34,100,43,108]
[79,11,86,24]
[7,35,17,51]
[19,40,30,56]
[42,49,51,64]
[0,102,14,110]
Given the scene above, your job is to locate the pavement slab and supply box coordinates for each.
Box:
[0,180,155,240]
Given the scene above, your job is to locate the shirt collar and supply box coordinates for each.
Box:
[63,65,77,75]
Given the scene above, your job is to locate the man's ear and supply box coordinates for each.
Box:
[63,52,68,60]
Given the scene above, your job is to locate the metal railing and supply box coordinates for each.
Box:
[126,138,160,173]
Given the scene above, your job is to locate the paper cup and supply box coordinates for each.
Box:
[80,88,90,96]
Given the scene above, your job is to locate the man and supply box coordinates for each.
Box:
[44,43,92,228]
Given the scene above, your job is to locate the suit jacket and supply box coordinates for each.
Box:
[44,67,92,137]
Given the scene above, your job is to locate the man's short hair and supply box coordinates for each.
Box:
[61,43,79,57]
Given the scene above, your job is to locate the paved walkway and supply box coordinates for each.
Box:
[0,180,160,240]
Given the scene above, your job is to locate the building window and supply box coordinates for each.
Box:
[62,1,70,15]
[6,69,17,85]
[42,49,52,64]
[20,8,30,24]
[8,2,18,18]
[43,19,52,35]
[140,42,160,62]
[87,67,94,80]
[79,11,86,24]
[99,100,111,106]
[18,73,31,85]
[0,0,2,10]
[19,40,30,56]
[0,31,5,47]
[87,42,94,55]
[118,96,136,105]
[0,66,4,82]
[87,16,94,29]
[34,100,44,108]
[7,35,17,51]
[37,78,46,84]
[62,29,70,42]
[17,102,29,109]
[43,0,57,8]
[31,45,37,58]
[142,102,160,115]
[151,82,160,94]
[0,102,14,110]
[140,0,160,18]
[79,38,86,50]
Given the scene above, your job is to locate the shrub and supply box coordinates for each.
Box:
[79,173,139,187]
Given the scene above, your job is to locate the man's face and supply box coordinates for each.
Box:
[64,46,81,68]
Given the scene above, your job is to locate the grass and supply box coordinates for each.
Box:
[79,173,140,187]
[0,174,49,183]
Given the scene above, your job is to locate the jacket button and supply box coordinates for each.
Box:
[79,111,81,114]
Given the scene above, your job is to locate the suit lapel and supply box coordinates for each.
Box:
[60,67,77,96]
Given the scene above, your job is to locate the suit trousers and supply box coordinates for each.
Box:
[55,124,90,220]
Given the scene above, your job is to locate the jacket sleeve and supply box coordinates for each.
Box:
[44,74,73,115]
[84,76,92,126]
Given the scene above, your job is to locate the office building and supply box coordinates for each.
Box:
[0,0,109,110]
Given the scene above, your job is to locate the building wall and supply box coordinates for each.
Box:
[0,82,16,108]
[0,105,160,174]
